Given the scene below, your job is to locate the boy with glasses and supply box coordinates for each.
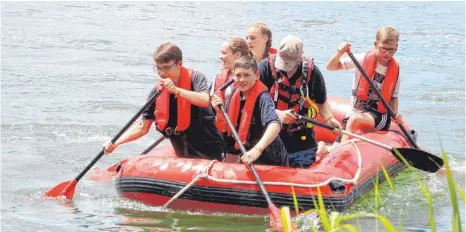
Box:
[325,26,403,145]
[104,42,225,160]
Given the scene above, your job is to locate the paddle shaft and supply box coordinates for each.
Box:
[74,90,162,182]
[346,50,419,149]
[296,114,393,150]
[218,105,273,206]
[140,136,165,155]
[129,79,234,157]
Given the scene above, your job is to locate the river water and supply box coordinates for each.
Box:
[1,2,465,231]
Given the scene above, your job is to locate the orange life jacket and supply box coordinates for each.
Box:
[268,55,319,129]
[213,69,231,132]
[227,81,268,150]
[355,50,399,113]
[155,67,192,134]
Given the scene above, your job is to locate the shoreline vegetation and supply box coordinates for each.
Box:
[280,145,465,232]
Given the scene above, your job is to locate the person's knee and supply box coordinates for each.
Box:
[346,116,361,131]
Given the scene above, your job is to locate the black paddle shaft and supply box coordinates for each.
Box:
[218,105,274,206]
[346,51,419,149]
[138,79,234,156]
[74,89,162,182]
[297,113,443,173]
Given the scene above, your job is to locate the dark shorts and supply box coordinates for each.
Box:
[287,147,317,168]
[335,108,391,143]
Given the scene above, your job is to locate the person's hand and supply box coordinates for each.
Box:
[326,117,342,135]
[211,94,224,111]
[337,42,351,55]
[240,147,262,165]
[277,109,297,124]
[103,140,118,154]
[160,78,179,95]
[394,113,403,124]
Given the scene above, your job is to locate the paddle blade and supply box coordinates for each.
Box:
[269,204,285,231]
[44,180,77,200]
[392,148,444,173]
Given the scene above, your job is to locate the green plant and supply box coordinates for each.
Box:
[281,148,464,232]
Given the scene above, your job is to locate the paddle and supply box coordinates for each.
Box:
[295,113,443,173]
[44,89,162,200]
[90,78,236,182]
[217,104,286,230]
[345,48,443,168]
[106,136,165,173]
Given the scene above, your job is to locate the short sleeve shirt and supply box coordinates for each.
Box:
[258,57,328,152]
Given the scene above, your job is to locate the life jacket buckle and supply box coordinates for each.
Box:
[165,127,180,136]
[165,127,173,136]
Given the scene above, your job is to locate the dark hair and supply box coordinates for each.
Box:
[153,42,182,63]
[248,23,272,58]
[228,38,253,57]
[234,55,258,73]
[376,26,400,44]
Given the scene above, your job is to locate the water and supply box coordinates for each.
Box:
[1,2,465,231]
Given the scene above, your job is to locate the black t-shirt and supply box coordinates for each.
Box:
[258,57,327,153]
[142,70,225,160]
[226,92,288,166]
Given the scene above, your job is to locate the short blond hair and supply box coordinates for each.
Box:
[376,26,400,44]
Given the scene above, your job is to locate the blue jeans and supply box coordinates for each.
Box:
[288,147,317,168]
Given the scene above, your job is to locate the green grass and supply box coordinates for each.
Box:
[281,147,464,232]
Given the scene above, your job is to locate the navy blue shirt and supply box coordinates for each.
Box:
[226,91,288,166]
[258,57,328,153]
[142,70,225,160]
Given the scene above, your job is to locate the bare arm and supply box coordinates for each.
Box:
[318,100,342,129]
[317,100,334,121]
[389,97,399,115]
[114,119,153,146]
[178,89,210,108]
[253,122,281,152]
[326,53,345,71]
[327,42,351,71]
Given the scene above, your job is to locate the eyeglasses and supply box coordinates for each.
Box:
[153,62,176,73]
[377,45,397,54]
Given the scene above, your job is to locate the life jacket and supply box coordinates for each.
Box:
[268,55,319,129]
[355,50,399,113]
[227,81,268,150]
[155,66,192,135]
[269,47,278,55]
[213,69,231,132]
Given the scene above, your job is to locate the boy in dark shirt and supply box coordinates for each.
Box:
[211,55,288,166]
[104,42,224,160]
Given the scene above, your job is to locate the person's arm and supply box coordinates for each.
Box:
[115,119,153,146]
[327,42,351,71]
[252,121,281,153]
[240,94,282,165]
[390,97,399,114]
[310,66,341,129]
[179,71,211,107]
[104,119,153,154]
[178,88,210,107]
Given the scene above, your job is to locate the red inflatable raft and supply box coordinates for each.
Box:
[115,97,415,214]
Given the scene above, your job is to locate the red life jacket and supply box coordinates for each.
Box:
[155,66,192,134]
[213,69,231,132]
[356,50,399,113]
[227,81,268,150]
[268,55,318,114]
